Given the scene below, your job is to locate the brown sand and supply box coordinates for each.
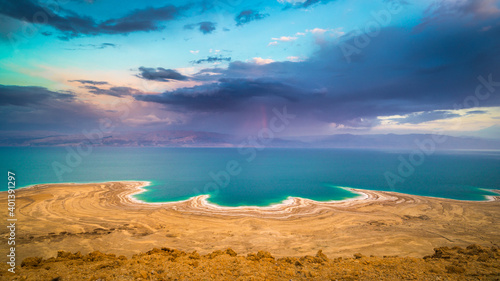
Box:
[1,181,499,263]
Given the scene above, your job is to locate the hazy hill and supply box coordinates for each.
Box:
[1,131,499,150]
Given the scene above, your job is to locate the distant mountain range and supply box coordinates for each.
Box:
[1,130,499,150]
[292,133,500,150]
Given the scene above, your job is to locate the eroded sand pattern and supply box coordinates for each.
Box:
[1,181,499,262]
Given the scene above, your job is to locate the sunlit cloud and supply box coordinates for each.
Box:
[251,57,275,65]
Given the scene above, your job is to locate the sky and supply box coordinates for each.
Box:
[0,0,500,139]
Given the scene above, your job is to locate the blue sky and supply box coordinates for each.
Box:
[0,0,499,138]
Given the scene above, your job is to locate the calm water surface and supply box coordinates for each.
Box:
[1,147,499,206]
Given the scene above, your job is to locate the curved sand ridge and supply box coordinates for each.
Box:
[124,183,424,218]
[2,181,500,262]
[124,182,497,218]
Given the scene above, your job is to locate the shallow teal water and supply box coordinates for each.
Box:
[1,147,499,206]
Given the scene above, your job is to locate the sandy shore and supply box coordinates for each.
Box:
[1,181,499,262]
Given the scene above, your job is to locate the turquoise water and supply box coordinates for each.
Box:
[1,147,499,206]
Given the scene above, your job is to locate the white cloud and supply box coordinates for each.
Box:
[306,28,328,34]
[252,57,275,65]
[329,27,345,37]
[304,28,345,43]
[268,35,299,46]
[189,50,199,54]
[286,56,305,62]
[271,36,298,42]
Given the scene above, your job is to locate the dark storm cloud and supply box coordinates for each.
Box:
[137,4,500,128]
[98,5,180,34]
[417,0,499,30]
[235,10,268,26]
[0,85,100,131]
[69,79,109,85]
[0,85,74,106]
[135,78,318,111]
[136,67,189,82]
[84,85,141,97]
[0,0,183,38]
[184,21,216,34]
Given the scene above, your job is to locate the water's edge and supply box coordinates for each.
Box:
[10,180,498,208]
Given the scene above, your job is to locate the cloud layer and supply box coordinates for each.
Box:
[0,85,101,131]
[1,0,499,137]
[0,0,184,38]
[184,21,217,34]
[235,10,269,26]
[191,56,232,64]
[136,67,189,82]
[134,2,500,132]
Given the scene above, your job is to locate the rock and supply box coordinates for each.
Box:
[278,257,295,264]
[146,248,162,255]
[246,253,259,261]
[301,255,324,264]
[84,251,110,262]
[466,244,485,255]
[446,265,465,274]
[206,250,224,259]
[316,250,329,261]
[189,251,201,259]
[354,253,364,259]
[56,251,83,260]
[161,247,186,258]
[256,251,274,260]
[225,248,237,257]
[21,257,43,268]
[430,247,452,259]
[477,253,491,262]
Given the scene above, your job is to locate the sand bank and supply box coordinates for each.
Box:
[1,181,499,262]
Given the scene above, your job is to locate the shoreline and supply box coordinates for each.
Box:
[3,181,500,261]
[16,181,499,220]
[127,183,371,210]
[10,180,499,209]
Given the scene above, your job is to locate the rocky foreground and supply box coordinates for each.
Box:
[2,244,499,280]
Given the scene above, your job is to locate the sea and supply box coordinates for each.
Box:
[1,147,499,206]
